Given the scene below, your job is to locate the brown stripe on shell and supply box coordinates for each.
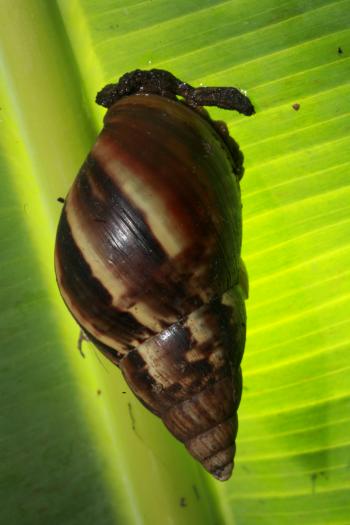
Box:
[68,154,205,327]
[97,94,242,299]
[73,155,167,279]
[55,208,155,353]
[110,100,238,263]
[92,129,228,304]
[104,94,242,198]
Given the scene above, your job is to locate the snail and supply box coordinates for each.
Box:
[55,69,254,481]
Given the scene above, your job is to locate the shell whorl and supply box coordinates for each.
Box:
[119,287,245,480]
[54,93,247,480]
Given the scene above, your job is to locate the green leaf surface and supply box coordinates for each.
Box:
[1,1,349,524]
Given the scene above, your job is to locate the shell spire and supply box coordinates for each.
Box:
[120,286,246,480]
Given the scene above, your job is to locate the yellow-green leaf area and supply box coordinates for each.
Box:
[1,0,350,524]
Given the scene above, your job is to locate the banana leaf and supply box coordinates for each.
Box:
[1,1,349,524]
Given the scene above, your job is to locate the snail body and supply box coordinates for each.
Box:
[55,70,253,481]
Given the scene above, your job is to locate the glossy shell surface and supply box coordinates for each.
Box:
[55,93,247,480]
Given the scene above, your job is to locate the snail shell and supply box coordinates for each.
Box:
[55,91,247,481]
